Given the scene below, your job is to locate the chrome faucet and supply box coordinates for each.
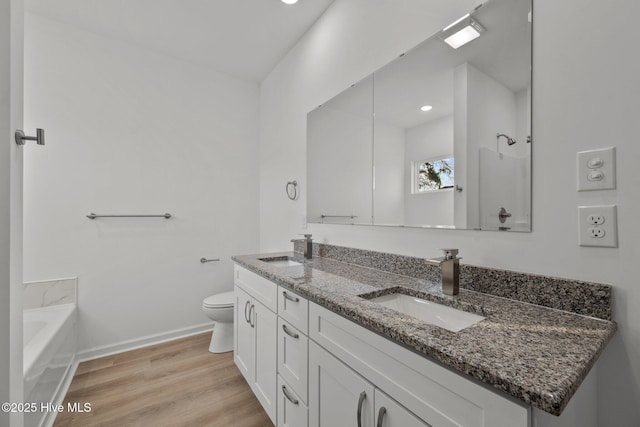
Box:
[425,249,461,296]
[302,234,313,259]
[291,234,313,259]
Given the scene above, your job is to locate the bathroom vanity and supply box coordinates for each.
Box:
[232,245,615,427]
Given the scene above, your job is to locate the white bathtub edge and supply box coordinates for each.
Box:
[23,276,78,285]
[41,356,79,427]
[77,322,214,362]
[24,304,77,381]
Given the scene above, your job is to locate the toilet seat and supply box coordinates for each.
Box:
[203,291,235,309]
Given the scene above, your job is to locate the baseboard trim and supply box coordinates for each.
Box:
[77,322,214,362]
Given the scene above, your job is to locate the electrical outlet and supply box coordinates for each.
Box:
[579,205,618,247]
[587,214,605,225]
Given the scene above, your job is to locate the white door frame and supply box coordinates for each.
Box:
[1,0,24,426]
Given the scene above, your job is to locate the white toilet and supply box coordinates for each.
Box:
[202,290,235,353]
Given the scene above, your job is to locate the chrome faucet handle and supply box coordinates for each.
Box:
[441,249,460,260]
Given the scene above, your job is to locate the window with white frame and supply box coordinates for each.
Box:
[413,157,454,193]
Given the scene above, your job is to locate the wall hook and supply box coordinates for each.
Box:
[15,128,45,146]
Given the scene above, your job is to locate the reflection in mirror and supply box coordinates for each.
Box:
[307,75,374,224]
[308,0,532,231]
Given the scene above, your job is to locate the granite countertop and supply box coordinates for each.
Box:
[232,251,616,416]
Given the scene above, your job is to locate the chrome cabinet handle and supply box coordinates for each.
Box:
[282,291,300,303]
[248,304,255,328]
[357,391,366,427]
[376,407,387,427]
[244,300,250,323]
[282,324,299,339]
[282,385,299,405]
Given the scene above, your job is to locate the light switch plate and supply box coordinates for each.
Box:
[577,147,616,191]
[578,205,618,247]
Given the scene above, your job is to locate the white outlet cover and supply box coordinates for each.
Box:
[577,147,616,191]
[578,205,618,247]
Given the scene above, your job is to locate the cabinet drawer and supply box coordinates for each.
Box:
[278,318,308,404]
[278,287,309,333]
[278,375,309,427]
[235,265,278,312]
[375,389,430,427]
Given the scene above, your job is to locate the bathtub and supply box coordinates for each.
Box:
[23,304,77,427]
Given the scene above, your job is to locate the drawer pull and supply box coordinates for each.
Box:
[282,385,299,405]
[357,391,366,427]
[248,304,255,328]
[282,324,300,339]
[244,300,250,323]
[376,407,387,427]
[283,291,300,303]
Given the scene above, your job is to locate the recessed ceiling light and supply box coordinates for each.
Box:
[438,14,485,49]
[281,0,298,4]
[420,105,433,112]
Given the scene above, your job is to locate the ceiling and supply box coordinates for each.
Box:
[26,0,335,83]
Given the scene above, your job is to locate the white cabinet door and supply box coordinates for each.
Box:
[309,341,375,427]
[252,298,278,424]
[278,318,308,404]
[234,285,252,381]
[278,375,309,427]
[375,389,430,427]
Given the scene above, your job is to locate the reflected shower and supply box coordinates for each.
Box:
[496,133,517,146]
[496,133,517,154]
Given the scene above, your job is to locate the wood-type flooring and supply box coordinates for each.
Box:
[54,332,273,427]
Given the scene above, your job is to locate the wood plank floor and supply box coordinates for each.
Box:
[54,333,273,427]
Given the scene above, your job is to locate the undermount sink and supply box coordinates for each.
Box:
[368,293,485,332]
[258,257,302,268]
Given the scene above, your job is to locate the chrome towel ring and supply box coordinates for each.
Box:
[286,181,298,200]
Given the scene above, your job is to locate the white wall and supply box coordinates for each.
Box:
[23,14,260,354]
[373,120,404,225]
[259,0,640,424]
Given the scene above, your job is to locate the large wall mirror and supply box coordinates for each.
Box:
[307,0,532,231]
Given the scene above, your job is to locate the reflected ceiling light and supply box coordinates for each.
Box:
[420,105,433,112]
[438,14,485,49]
[281,0,298,4]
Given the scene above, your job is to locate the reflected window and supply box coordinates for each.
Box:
[414,157,454,192]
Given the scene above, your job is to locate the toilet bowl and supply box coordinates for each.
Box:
[202,291,235,353]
